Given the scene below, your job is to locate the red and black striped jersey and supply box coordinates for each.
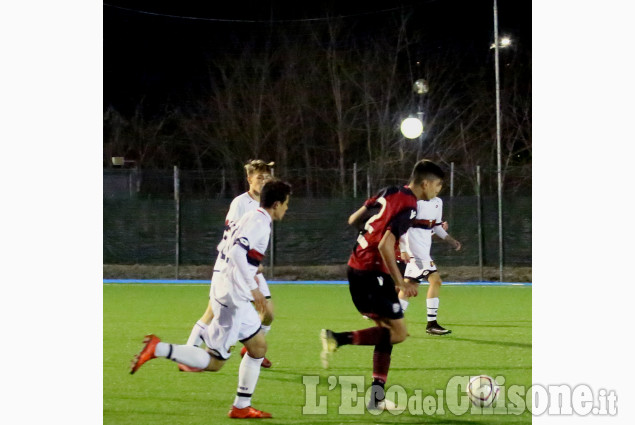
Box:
[348,185,417,274]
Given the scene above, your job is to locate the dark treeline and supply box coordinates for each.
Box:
[103,12,531,197]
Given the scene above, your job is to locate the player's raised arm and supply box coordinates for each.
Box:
[348,205,368,226]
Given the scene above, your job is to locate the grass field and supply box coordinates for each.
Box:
[104,284,531,424]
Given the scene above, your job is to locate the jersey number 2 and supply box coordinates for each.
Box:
[357,197,387,249]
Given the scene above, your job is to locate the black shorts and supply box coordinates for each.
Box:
[347,266,404,320]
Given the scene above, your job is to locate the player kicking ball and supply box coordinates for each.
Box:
[130,180,292,419]
[182,160,275,370]
[398,187,461,335]
[321,159,444,412]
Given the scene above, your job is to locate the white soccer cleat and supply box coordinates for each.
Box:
[367,398,399,412]
[320,329,337,369]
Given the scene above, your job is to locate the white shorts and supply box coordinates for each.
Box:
[209,272,271,299]
[404,256,438,282]
[203,282,262,360]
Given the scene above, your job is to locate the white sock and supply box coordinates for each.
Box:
[260,325,271,336]
[427,297,440,322]
[399,299,409,312]
[155,342,211,369]
[234,354,264,408]
[186,320,208,346]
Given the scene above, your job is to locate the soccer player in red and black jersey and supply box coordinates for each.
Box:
[320,159,446,411]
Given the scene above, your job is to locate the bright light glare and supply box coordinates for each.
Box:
[490,37,512,49]
[400,117,423,139]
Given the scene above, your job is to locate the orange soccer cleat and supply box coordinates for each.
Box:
[240,346,272,368]
[130,334,160,374]
[228,405,272,419]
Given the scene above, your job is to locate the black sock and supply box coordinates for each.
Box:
[370,379,386,403]
[333,331,353,346]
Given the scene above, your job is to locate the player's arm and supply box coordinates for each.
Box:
[378,231,417,297]
[348,194,380,228]
[443,234,462,251]
[432,225,461,251]
[432,199,459,249]
[227,238,267,311]
[348,205,368,226]
[399,233,411,263]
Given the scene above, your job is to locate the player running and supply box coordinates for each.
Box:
[320,159,445,411]
[130,180,292,419]
[183,159,275,370]
[398,193,462,335]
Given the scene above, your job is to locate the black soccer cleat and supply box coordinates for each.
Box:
[426,320,452,335]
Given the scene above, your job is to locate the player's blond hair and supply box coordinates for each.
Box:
[244,159,274,176]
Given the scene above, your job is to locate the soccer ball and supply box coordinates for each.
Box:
[466,375,500,407]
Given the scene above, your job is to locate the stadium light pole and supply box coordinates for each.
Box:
[400,78,428,141]
[492,0,511,282]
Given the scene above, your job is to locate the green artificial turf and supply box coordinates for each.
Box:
[104,284,531,424]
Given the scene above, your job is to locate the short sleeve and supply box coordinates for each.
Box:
[389,207,416,239]
[436,198,444,223]
[225,198,244,224]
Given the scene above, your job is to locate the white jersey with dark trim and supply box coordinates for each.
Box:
[213,192,260,272]
[405,197,444,260]
[217,208,271,302]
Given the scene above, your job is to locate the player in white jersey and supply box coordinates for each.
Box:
[398,194,461,335]
[183,159,275,370]
[130,180,292,419]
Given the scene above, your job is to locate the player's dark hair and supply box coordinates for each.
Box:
[244,159,274,176]
[260,179,292,208]
[409,159,445,184]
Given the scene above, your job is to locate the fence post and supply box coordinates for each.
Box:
[353,162,357,198]
[220,168,226,198]
[128,172,133,199]
[174,165,181,280]
[448,162,454,246]
[450,162,454,197]
[476,165,483,282]
[269,167,275,280]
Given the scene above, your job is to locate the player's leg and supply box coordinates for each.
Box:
[229,306,272,418]
[185,274,219,347]
[399,259,425,312]
[130,334,224,374]
[321,267,407,411]
[367,316,409,410]
[425,271,451,335]
[185,302,214,347]
[240,273,273,368]
[134,290,245,374]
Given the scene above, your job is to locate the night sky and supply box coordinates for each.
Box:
[104,0,531,114]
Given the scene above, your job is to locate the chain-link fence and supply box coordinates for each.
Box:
[104,167,530,270]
